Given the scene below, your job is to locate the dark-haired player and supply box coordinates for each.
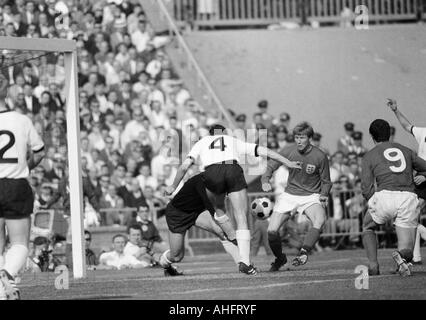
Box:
[159,173,240,276]
[361,119,426,276]
[261,122,332,271]
[0,73,45,299]
[166,124,301,275]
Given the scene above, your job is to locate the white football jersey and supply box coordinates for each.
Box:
[187,135,258,169]
[412,126,426,160]
[0,110,44,179]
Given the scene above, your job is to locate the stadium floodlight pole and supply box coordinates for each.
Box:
[0,36,86,279]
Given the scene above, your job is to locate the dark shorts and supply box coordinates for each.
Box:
[0,178,34,220]
[166,203,202,234]
[202,162,247,195]
[415,181,426,200]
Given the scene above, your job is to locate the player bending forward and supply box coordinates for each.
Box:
[160,173,241,276]
[361,119,426,276]
[0,73,45,299]
[166,124,301,275]
[261,122,332,271]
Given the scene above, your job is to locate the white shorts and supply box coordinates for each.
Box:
[368,190,419,228]
[274,192,322,215]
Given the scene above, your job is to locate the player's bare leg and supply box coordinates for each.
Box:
[392,226,417,277]
[205,188,242,246]
[207,191,236,243]
[293,204,326,266]
[361,211,380,276]
[227,188,257,275]
[0,218,5,269]
[267,211,291,271]
[1,218,31,299]
[159,231,185,276]
[195,211,240,264]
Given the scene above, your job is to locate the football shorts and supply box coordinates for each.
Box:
[202,162,247,194]
[367,190,419,228]
[274,192,322,215]
[165,202,202,234]
[0,178,34,219]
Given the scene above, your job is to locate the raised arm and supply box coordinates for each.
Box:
[387,99,413,134]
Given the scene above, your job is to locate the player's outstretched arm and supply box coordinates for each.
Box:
[166,157,194,195]
[257,146,302,169]
[387,99,413,133]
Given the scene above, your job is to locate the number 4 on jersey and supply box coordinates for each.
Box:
[209,137,227,151]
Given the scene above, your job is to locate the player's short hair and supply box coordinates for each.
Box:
[209,124,226,136]
[369,119,390,142]
[292,122,314,138]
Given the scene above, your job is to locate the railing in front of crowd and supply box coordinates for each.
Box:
[171,0,422,27]
[153,0,237,129]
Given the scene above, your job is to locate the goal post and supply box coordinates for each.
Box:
[0,36,86,279]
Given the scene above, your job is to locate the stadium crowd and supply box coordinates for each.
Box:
[1,0,424,270]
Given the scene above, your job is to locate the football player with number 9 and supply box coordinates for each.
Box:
[361,119,426,277]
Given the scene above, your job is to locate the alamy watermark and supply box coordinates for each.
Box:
[354,265,369,290]
[354,5,369,30]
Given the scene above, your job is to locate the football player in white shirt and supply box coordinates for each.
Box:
[165,124,301,275]
[0,73,45,300]
[388,99,426,265]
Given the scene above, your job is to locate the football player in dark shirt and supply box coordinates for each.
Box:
[159,173,240,276]
[361,119,426,277]
[261,122,332,271]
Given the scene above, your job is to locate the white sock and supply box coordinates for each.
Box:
[159,250,172,268]
[3,244,29,278]
[236,229,251,265]
[413,225,426,262]
[221,240,240,265]
[418,224,426,240]
[0,254,4,269]
[214,212,236,241]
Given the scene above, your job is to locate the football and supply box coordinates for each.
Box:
[250,197,273,220]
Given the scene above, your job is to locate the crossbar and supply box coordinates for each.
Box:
[0,36,76,52]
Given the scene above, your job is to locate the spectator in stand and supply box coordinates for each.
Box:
[329,151,350,183]
[312,132,329,155]
[135,206,168,261]
[98,234,149,270]
[337,122,355,154]
[348,131,367,156]
[257,99,274,129]
[124,224,155,266]
[84,230,98,270]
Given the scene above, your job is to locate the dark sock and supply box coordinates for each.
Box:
[399,249,413,263]
[362,230,378,267]
[268,232,285,260]
[302,228,321,253]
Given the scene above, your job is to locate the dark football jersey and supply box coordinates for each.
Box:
[361,142,426,200]
[261,144,332,196]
